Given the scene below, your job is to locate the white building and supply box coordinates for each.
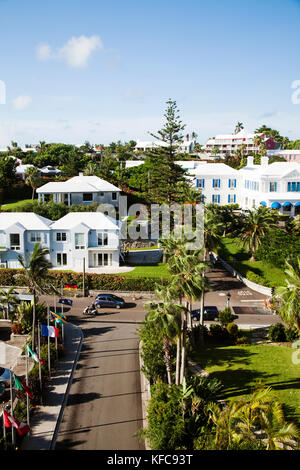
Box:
[202,130,275,157]
[267,149,300,164]
[0,212,122,270]
[135,135,195,154]
[190,157,300,216]
[37,174,121,207]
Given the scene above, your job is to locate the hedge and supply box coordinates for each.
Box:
[0,268,166,292]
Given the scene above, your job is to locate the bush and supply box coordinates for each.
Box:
[209,324,229,341]
[236,335,251,345]
[268,323,287,342]
[246,271,271,287]
[226,322,238,338]
[219,307,234,326]
[285,327,299,342]
[11,322,23,335]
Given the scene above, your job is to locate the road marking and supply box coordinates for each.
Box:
[240,299,265,302]
[237,290,253,296]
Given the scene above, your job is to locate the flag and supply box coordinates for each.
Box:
[0,367,11,382]
[3,409,30,436]
[41,325,59,338]
[50,310,68,324]
[14,374,33,399]
[58,298,73,306]
[64,284,77,290]
[27,345,45,364]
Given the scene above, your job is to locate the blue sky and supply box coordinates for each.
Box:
[1,0,300,146]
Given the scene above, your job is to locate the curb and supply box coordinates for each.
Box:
[138,340,151,451]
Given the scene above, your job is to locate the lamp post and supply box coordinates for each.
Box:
[226,292,231,309]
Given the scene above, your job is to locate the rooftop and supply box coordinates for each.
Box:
[50,212,121,231]
[37,174,121,194]
[0,213,52,230]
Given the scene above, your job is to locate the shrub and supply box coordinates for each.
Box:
[226,322,238,338]
[285,326,299,342]
[219,307,234,326]
[11,322,23,335]
[138,319,166,384]
[268,323,287,342]
[236,335,251,345]
[209,324,229,341]
[246,271,271,287]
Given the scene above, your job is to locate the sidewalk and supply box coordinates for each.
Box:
[21,322,83,450]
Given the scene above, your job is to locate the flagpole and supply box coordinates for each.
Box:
[26,346,30,432]
[2,408,6,450]
[38,321,43,404]
[54,295,58,361]
[10,372,15,448]
[47,306,51,379]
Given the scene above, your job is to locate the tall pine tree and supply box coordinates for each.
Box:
[146,99,187,203]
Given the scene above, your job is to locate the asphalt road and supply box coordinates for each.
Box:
[55,318,145,450]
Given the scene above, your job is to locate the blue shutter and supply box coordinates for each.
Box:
[196,179,199,188]
[228,194,230,203]
[218,179,221,188]
[234,194,236,203]
[275,182,277,192]
[288,182,291,192]
[229,179,231,188]
[218,195,220,204]
[234,179,237,188]
[202,178,205,188]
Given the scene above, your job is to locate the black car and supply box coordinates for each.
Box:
[191,306,219,322]
[95,294,125,309]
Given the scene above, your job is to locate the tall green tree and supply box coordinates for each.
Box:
[275,257,300,333]
[0,287,18,322]
[25,166,42,200]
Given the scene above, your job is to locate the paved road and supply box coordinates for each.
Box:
[55,319,145,450]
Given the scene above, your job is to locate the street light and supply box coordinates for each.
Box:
[226,292,231,308]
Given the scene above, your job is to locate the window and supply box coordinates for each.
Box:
[57,253,67,266]
[75,233,84,250]
[56,232,67,242]
[97,232,108,246]
[212,194,220,204]
[83,193,93,202]
[10,233,20,250]
[196,178,205,189]
[30,232,41,243]
[228,179,236,188]
[228,194,236,203]
[111,192,117,201]
[287,182,300,192]
[269,182,277,192]
[212,179,221,188]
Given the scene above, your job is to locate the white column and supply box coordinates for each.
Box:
[68,193,71,206]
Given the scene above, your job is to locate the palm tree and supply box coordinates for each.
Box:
[158,234,186,264]
[0,287,19,322]
[275,257,300,333]
[235,122,244,134]
[83,162,99,176]
[17,243,57,350]
[240,206,279,261]
[146,286,183,385]
[25,167,42,200]
[169,251,207,383]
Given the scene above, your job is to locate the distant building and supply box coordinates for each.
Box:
[134,134,195,154]
[202,130,276,157]
[267,149,300,164]
[37,173,121,207]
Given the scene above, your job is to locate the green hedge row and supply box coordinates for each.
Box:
[0,268,166,292]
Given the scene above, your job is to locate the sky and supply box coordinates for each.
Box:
[1,0,300,146]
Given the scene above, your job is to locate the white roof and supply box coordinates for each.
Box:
[37,175,121,194]
[50,212,121,231]
[240,162,300,178]
[191,163,239,176]
[0,212,52,230]
[15,164,35,173]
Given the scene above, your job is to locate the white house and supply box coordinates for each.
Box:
[49,212,122,270]
[0,213,52,268]
[0,212,122,270]
[190,156,300,216]
[202,130,276,157]
[135,135,195,154]
[37,173,121,207]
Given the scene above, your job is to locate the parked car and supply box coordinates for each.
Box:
[95,294,125,309]
[191,306,219,322]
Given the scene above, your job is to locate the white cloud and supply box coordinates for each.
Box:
[12,95,32,110]
[36,35,103,68]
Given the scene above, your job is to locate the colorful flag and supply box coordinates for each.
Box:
[27,345,45,364]
[64,284,77,290]
[50,310,68,324]
[14,374,33,399]
[58,298,73,306]
[3,409,30,436]
[41,325,59,338]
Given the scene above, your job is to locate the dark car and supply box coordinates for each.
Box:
[95,294,125,309]
[191,306,219,322]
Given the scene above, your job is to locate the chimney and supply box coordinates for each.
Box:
[186,134,189,142]
[261,156,268,166]
[247,156,254,167]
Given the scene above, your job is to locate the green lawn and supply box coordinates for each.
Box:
[122,262,170,278]
[192,343,300,425]
[1,199,34,210]
[217,237,286,287]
